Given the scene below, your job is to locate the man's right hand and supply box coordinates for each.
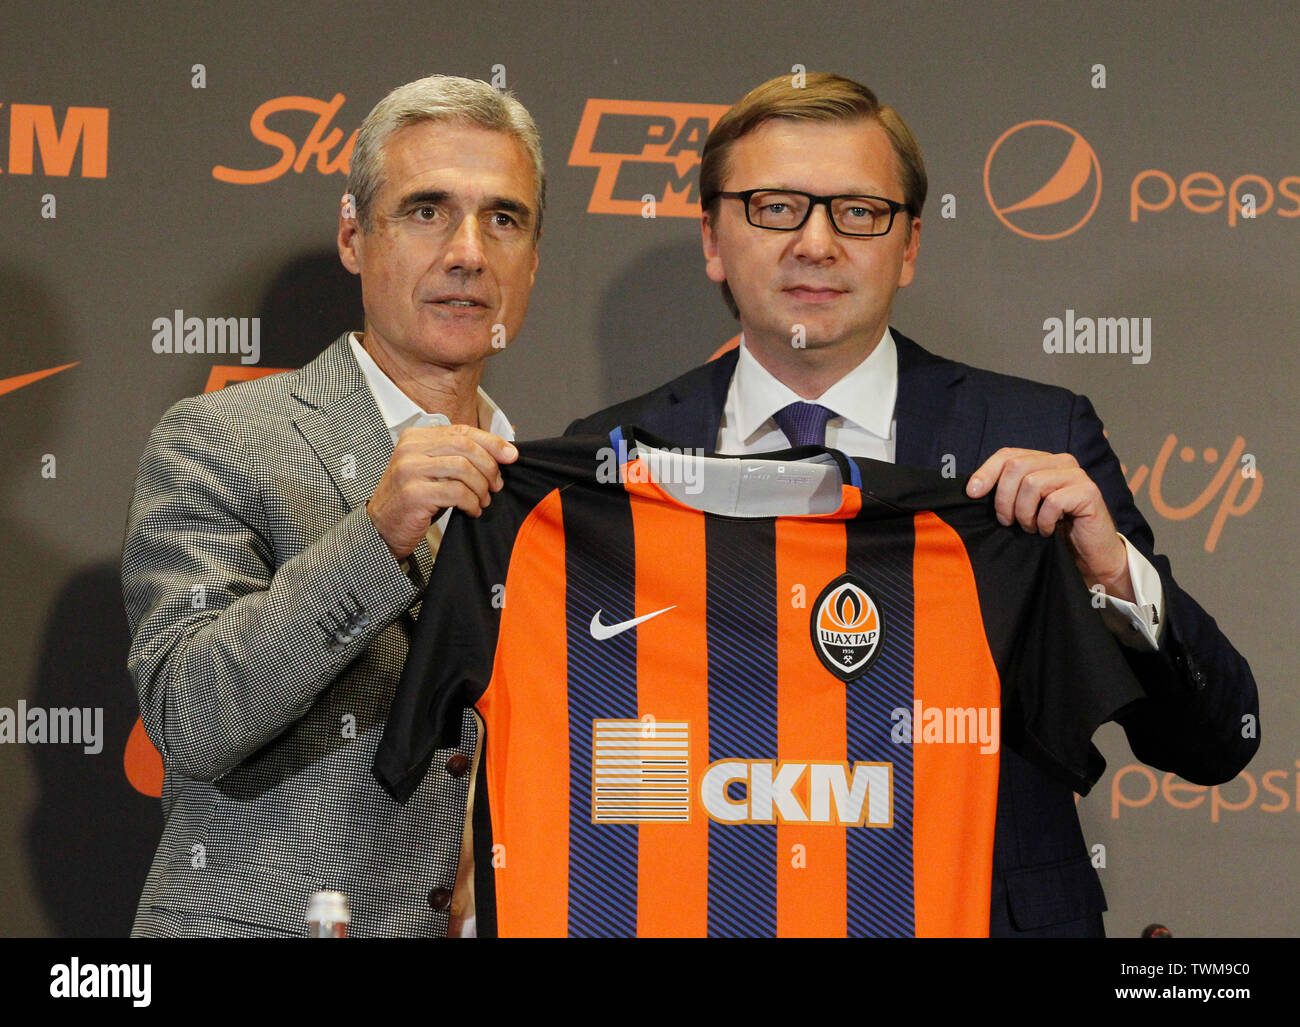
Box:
[367,424,519,561]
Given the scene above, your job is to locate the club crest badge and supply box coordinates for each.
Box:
[811,574,884,681]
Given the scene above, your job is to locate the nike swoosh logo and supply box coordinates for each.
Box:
[590,605,676,640]
[0,362,79,398]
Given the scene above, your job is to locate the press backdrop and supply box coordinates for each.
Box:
[1,0,1294,937]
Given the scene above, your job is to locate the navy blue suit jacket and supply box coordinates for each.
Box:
[566,330,1258,937]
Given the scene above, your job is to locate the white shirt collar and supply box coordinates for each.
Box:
[348,333,514,446]
[730,328,897,446]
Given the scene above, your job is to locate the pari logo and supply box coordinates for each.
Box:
[811,575,883,681]
[984,120,1102,240]
[568,99,728,217]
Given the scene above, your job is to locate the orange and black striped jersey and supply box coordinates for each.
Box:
[376,429,1145,937]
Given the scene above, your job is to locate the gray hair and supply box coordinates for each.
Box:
[346,75,545,237]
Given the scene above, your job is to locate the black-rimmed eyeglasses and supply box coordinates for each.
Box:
[707,188,909,237]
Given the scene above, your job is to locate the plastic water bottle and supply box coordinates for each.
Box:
[306,891,350,938]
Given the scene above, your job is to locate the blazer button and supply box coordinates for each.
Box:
[428,887,452,910]
[446,753,471,778]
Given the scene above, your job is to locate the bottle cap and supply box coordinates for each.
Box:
[307,890,351,924]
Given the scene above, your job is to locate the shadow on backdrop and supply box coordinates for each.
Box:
[24,251,360,935]
[594,239,735,411]
[27,564,155,936]
[0,263,155,937]
[251,251,363,367]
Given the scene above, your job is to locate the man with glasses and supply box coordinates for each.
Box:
[567,72,1257,937]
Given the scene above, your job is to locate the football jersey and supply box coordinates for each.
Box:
[374,429,1146,938]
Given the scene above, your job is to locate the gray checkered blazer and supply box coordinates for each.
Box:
[122,334,477,937]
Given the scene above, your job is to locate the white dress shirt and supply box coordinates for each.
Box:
[718,330,1164,649]
[349,334,514,547]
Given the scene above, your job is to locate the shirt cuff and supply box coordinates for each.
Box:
[1097,533,1165,651]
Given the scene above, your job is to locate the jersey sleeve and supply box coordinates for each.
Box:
[372,502,504,803]
[957,509,1150,795]
[374,436,596,804]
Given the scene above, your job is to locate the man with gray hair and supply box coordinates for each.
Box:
[122,75,544,937]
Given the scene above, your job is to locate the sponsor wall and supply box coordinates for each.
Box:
[1,1,1294,936]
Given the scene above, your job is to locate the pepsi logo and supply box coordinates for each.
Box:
[984,120,1102,240]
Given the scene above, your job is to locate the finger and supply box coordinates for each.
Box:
[477,430,519,466]
[400,431,504,492]
[990,452,1061,525]
[450,442,508,494]
[403,424,518,463]
[422,477,490,519]
[424,452,496,509]
[1033,480,1095,536]
[443,425,519,467]
[967,447,1034,497]
[402,427,515,489]
[1010,468,1082,534]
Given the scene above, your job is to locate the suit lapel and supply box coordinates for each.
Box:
[289,334,435,592]
[892,332,988,474]
[290,334,393,510]
[637,348,738,450]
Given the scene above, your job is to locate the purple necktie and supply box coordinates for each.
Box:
[772,402,837,448]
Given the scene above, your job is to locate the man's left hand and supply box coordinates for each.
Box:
[966,448,1135,603]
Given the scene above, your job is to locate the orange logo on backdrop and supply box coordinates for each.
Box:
[0,363,78,397]
[1,103,108,177]
[125,363,289,798]
[984,120,1102,240]
[212,93,355,185]
[1121,434,1262,552]
[569,99,728,217]
[1130,167,1300,225]
[987,118,1299,231]
[1109,761,1298,823]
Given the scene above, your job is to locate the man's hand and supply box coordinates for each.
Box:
[367,424,518,562]
[966,448,1134,602]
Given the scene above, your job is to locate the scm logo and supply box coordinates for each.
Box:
[568,99,728,217]
[983,120,1101,240]
[700,759,892,826]
[0,103,108,177]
